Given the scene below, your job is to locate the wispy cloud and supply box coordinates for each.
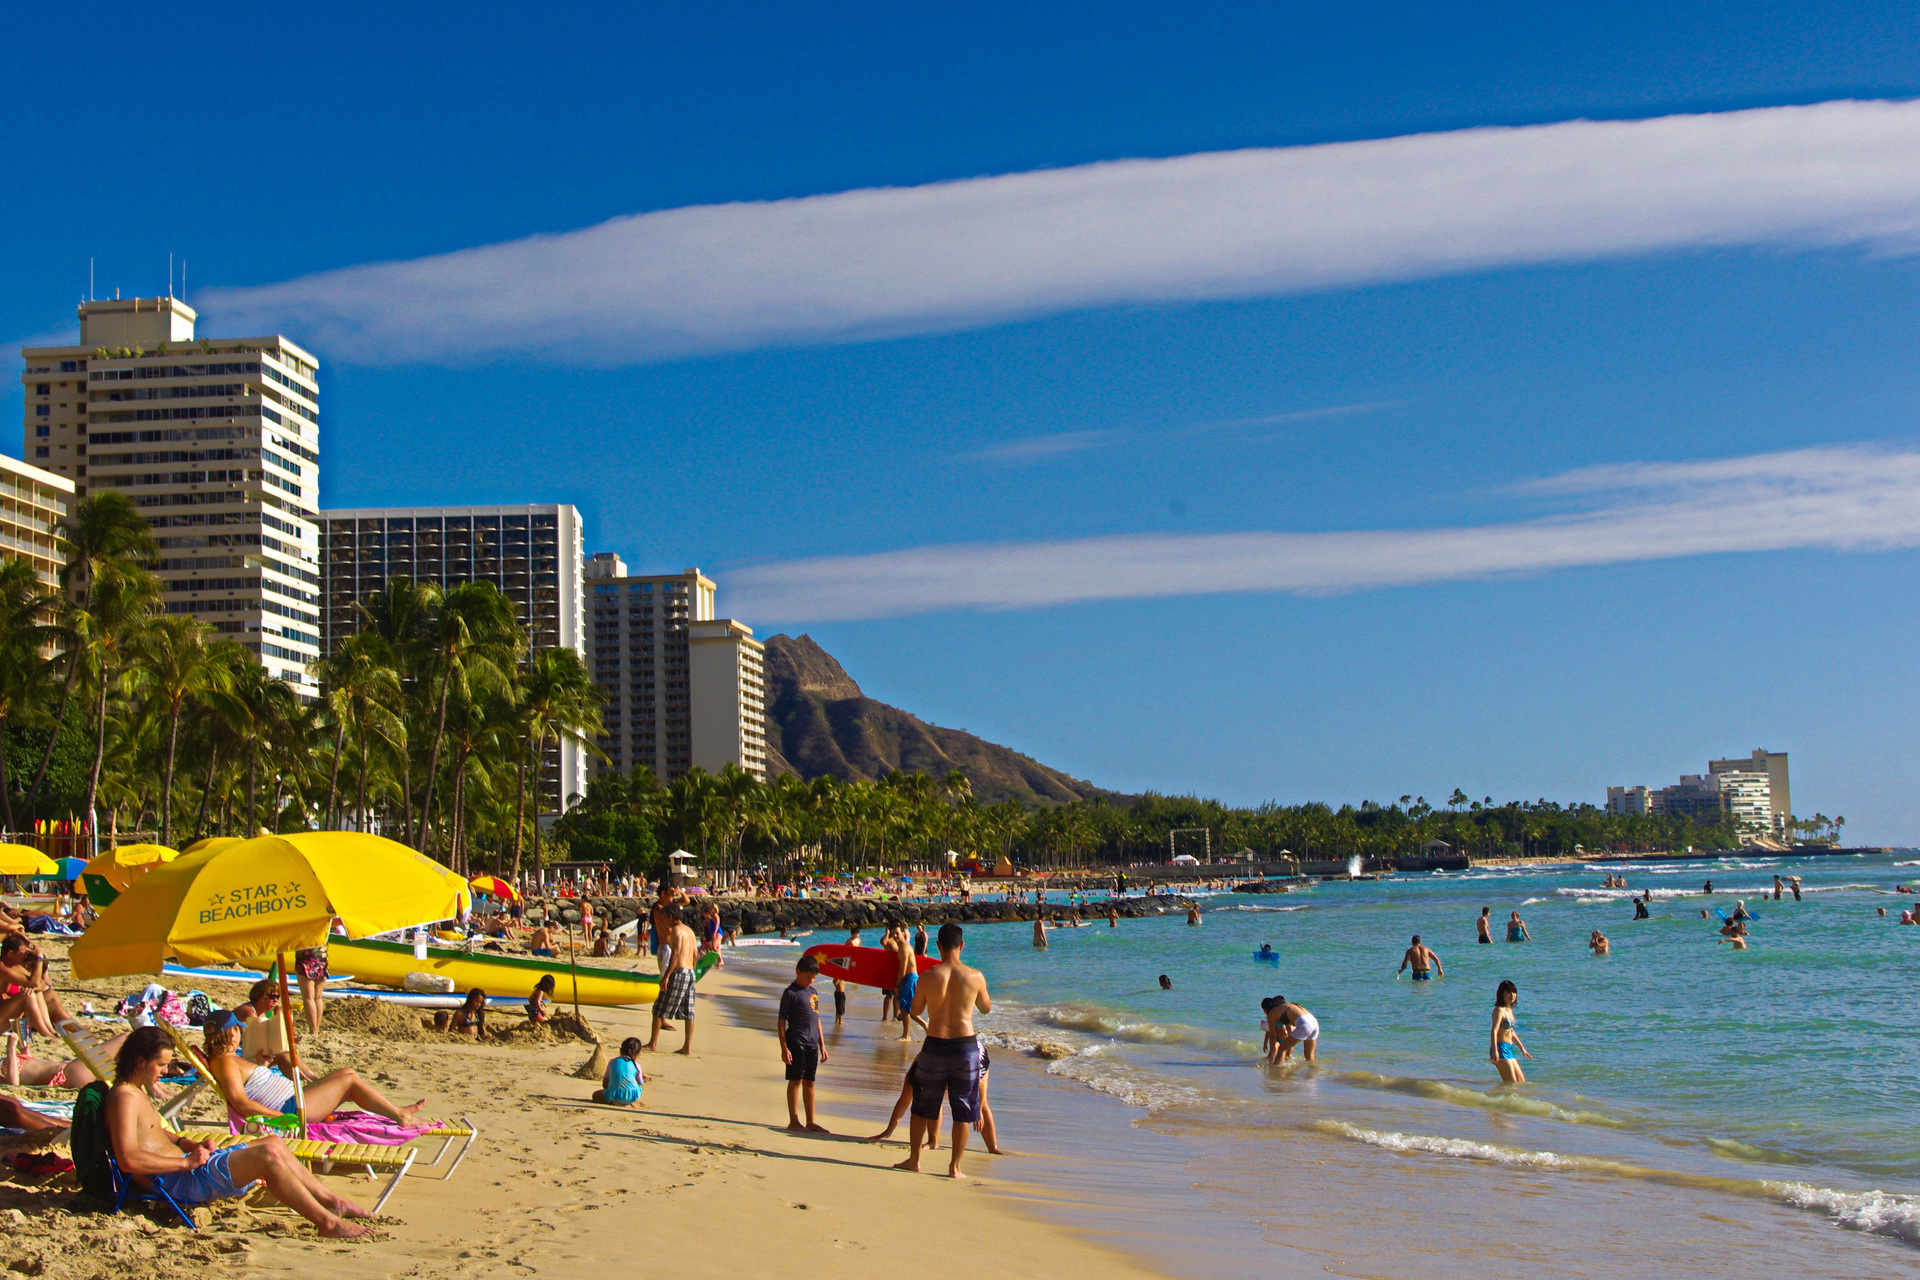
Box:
[969,430,1119,463]
[180,100,1920,364]
[969,401,1390,466]
[728,445,1920,621]
[182,99,1920,367]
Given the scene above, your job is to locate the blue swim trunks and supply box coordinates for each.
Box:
[895,971,918,1012]
[532,947,555,957]
[147,1145,246,1207]
[1412,971,1433,981]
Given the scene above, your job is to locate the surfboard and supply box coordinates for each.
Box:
[802,943,938,989]
[328,936,718,1006]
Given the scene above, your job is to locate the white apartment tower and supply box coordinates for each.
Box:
[21,298,322,696]
[584,556,768,782]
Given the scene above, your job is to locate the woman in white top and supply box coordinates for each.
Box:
[201,1013,424,1124]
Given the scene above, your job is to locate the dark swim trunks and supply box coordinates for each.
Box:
[909,1035,983,1124]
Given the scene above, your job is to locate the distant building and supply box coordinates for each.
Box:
[320,505,587,808]
[0,455,74,589]
[1609,748,1792,839]
[1708,749,1789,837]
[22,297,323,696]
[584,558,768,783]
[1605,785,1652,816]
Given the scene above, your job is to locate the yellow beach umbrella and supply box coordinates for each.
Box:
[0,844,58,876]
[81,842,178,893]
[70,832,469,980]
[181,836,244,856]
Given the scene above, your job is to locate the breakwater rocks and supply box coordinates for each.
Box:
[522,893,1196,937]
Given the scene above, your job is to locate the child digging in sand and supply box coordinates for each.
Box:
[593,1038,645,1108]
[778,954,829,1132]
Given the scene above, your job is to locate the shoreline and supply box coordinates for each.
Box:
[13,942,1182,1280]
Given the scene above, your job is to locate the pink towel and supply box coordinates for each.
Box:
[229,1110,445,1144]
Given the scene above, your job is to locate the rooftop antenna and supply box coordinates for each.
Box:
[89,258,94,302]
[181,259,186,300]
[168,252,173,299]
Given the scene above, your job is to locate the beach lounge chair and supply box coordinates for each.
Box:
[160,1024,419,1213]
[56,1018,205,1127]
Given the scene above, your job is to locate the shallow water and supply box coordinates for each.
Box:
[729,851,1920,1277]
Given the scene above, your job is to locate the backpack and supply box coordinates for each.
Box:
[184,992,212,1027]
[69,1081,113,1203]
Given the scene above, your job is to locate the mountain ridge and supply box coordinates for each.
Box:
[760,633,1105,806]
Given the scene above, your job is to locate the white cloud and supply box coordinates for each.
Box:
[189,99,1920,366]
[726,446,1920,621]
[969,429,1118,463]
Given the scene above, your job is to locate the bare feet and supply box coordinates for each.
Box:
[805,1123,830,1134]
[864,1131,895,1143]
[674,1047,692,1056]
[946,1167,967,1180]
[400,1100,425,1120]
[319,1219,377,1239]
[787,1120,807,1131]
[984,1143,1004,1155]
[892,1157,920,1172]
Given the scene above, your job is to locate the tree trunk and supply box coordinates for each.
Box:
[416,666,454,848]
[160,704,182,848]
[246,755,258,838]
[19,652,80,818]
[190,743,219,843]
[510,748,527,880]
[323,718,346,830]
[0,711,14,834]
[82,676,111,855]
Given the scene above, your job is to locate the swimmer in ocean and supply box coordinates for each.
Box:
[1588,929,1609,956]
[1476,907,1493,944]
[1032,917,1048,949]
[1772,875,1784,901]
[1717,919,1749,949]
[1187,905,1202,927]
[1632,893,1650,920]
[1703,879,1713,895]
[1264,997,1320,1064]
[1505,911,1530,943]
[1159,974,1173,989]
[1397,935,1442,980]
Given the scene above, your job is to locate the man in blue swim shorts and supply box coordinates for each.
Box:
[1397,935,1443,981]
[894,970,920,1041]
[895,923,992,1179]
[106,1026,377,1236]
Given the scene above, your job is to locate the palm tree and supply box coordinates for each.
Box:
[127,616,231,847]
[415,582,521,851]
[18,493,156,823]
[511,647,604,880]
[311,632,405,830]
[71,562,162,849]
[0,559,58,831]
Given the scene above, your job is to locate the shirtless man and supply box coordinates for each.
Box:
[1031,917,1048,949]
[898,923,991,1179]
[1397,935,1442,981]
[105,1026,374,1238]
[879,925,901,1022]
[648,916,699,1054]
[1589,929,1610,956]
[1475,907,1493,944]
[889,926,923,1042]
[0,936,73,1037]
[1186,905,1202,927]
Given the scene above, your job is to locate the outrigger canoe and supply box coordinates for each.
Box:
[326,936,718,1007]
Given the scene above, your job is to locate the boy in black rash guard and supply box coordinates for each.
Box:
[778,955,829,1132]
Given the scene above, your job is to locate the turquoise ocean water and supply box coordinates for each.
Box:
[740,851,1920,1278]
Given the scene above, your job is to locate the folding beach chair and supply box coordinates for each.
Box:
[160,1023,418,1214]
[57,1018,206,1126]
[105,1145,198,1230]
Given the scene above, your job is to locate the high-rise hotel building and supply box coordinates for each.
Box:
[21,298,322,695]
[584,555,768,783]
[0,455,75,590]
[320,505,588,808]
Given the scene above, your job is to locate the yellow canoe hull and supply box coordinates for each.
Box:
[327,936,713,1007]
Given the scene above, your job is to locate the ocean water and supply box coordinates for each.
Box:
[728,852,1920,1278]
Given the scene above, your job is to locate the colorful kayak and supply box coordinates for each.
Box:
[326,936,716,1007]
[802,943,937,990]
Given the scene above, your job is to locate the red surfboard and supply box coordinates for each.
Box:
[803,944,939,989]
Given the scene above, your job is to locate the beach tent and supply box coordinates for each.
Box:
[1170,853,1201,865]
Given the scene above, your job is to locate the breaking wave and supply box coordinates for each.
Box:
[1315,1122,1920,1245]
[1336,1072,1628,1128]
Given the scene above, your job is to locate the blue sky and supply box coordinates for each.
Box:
[7,3,1920,839]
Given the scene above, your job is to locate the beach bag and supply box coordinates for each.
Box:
[184,992,212,1026]
[69,1082,112,1202]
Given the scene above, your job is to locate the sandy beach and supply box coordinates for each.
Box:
[3,947,1171,1280]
